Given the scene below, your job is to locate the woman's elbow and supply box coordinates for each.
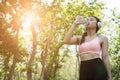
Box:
[63,39,68,44]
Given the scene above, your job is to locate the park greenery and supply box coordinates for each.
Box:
[0,0,119,80]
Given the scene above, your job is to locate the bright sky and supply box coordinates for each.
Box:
[99,0,120,17]
[100,0,120,10]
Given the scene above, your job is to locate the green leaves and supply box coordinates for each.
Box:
[2,0,120,80]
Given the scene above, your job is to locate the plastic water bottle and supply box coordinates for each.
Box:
[75,15,88,25]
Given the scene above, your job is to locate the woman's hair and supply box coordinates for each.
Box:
[80,16,101,45]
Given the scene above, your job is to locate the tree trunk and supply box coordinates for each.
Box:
[40,63,47,80]
[27,26,37,80]
[7,30,19,80]
[27,50,36,80]
[40,36,50,80]
[3,55,10,80]
[7,57,17,80]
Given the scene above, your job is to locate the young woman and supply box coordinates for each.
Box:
[63,16,112,80]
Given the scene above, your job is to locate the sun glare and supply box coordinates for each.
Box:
[20,11,41,43]
[21,11,41,31]
[20,11,37,50]
[21,12,35,30]
[22,15,32,28]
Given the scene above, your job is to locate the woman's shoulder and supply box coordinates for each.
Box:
[98,34,108,39]
[97,34,108,43]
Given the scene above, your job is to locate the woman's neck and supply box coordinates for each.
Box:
[86,29,97,37]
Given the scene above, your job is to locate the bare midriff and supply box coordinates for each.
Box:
[79,53,100,61]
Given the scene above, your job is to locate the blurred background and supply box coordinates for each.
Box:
[0,0,120,80]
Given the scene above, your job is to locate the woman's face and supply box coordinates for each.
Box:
[86,17,98,29]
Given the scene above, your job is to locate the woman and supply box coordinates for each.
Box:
[63,16,112,80]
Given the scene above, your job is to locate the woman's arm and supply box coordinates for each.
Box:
[63,16,83,45]
[63,23,81,44]
[101,36,112,80]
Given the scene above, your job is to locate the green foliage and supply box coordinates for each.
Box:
[109,8,120,80]
[0,0,120,80]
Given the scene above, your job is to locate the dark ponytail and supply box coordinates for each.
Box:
[80,32,87,45]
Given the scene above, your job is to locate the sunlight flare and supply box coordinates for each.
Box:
[21,11,35,29]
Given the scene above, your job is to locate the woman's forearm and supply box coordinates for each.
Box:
[103,57,112,80]
[63,24,76,43]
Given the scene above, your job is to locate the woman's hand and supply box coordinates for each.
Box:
[73,15,84,26]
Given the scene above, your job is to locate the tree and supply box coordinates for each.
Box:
[0,0,27,80]
[0,0,106,80]
[109,9,120,80]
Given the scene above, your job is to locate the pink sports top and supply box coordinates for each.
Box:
[79,37,101,55]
